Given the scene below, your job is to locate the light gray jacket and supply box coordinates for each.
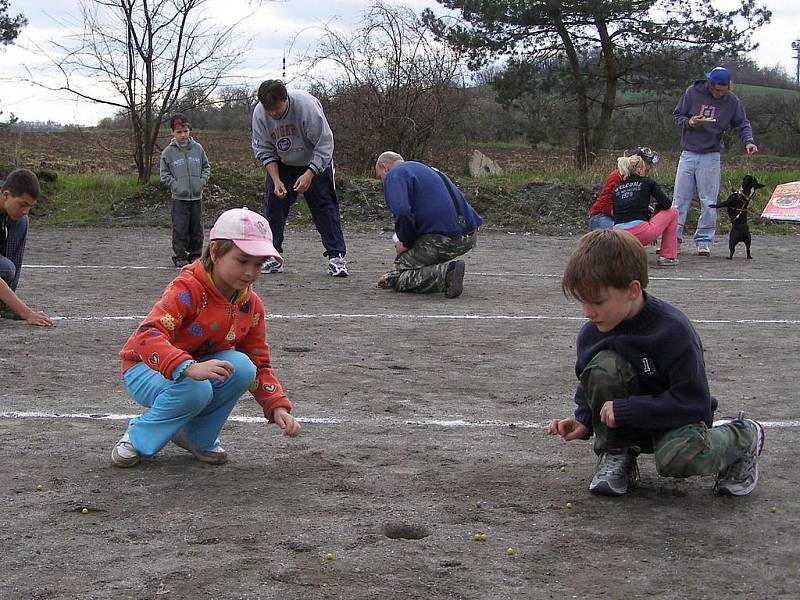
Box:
[159,138,210,201]
[251,90,334,174]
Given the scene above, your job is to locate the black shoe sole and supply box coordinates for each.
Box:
[444,260,465,298]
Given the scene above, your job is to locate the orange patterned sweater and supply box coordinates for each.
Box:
[119,261,291,421]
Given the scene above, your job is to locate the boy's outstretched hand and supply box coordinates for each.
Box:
[272,407,301,437]
[548,418,589,441]
[26,309,53,327]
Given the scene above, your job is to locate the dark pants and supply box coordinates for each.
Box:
[263,164,346,258]
[0,214,27,291]
[171,199,204,261]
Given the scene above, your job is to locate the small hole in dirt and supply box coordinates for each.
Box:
[383,522,430,540]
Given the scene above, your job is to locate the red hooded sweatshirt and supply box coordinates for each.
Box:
[120,261,291,421]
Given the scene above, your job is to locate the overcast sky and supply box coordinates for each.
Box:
[1,0,798,126]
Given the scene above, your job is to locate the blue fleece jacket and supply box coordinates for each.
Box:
[572,292,717,434]
[382,161,482,247]
[673,80,755,154]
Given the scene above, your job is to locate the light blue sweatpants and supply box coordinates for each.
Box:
[123,350,256,457]
[671,150,721,246]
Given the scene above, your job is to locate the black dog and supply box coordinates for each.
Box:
[709,175,765,259]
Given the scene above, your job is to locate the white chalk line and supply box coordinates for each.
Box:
[2,411,799,430]
[47,313,800,326]
[24,265,800,284]
[472,272,800,284]
[27,264,173,270]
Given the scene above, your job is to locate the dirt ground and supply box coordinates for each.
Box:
[1,227,798,599]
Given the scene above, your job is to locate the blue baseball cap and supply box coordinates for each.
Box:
[705,66,731,85]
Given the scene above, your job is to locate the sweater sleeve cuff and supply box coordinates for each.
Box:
[612,399,635,428]
[262,397,292,422]
[172,359,195,381]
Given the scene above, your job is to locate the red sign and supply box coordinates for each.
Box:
[761,182,800,222]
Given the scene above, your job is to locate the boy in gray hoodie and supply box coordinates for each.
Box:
[251,80,348,277]
[160,113,211,268]
[671,66,757,256]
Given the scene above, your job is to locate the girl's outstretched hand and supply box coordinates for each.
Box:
[272,407,301,437]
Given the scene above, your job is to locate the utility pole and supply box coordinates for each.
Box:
[793,40,800,86]
[282,51,286,80]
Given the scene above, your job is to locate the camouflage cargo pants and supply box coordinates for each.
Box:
[382,232,477,294]
[580,350,756,478]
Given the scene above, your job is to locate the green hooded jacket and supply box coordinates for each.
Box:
[159,138,210,201]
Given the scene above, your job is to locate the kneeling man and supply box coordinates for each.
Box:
[375,152,482,299]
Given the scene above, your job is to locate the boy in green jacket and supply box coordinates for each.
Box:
[160,113,211,268]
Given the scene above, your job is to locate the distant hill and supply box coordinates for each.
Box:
[734,83,800,97]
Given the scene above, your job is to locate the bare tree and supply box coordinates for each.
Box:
[0,0,27,126]
[304,1,468,170]
[28,0,249,182]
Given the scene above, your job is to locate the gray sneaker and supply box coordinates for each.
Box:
[261,256,284,274]
[714,413,764,496]
[589,448,640,496]
[444,260,465,298]
[111,433,140,467]
[172,431,228,465]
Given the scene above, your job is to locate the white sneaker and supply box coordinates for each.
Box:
[328,254,348,277]
[172,431,228,465]
[111,433,140,467]
[697,243,711,256]
[261,257,284,274]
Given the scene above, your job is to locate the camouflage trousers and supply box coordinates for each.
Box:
[580,350,756,478]
[382,232,477,294]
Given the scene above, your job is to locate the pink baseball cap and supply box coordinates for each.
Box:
[209,208,282,261]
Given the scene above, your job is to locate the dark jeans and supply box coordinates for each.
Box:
[171,199,204,261]
[263,164,346,258]
[0,214,28,291]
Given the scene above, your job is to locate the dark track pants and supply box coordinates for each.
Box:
[0,214,27,291]
[171,199,204,262]
[263,164,346,258]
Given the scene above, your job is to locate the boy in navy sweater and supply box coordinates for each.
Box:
[0,169,52,326]
[549,229,764,496]
[374,151,482,298]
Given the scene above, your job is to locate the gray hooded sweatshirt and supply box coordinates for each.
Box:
[251,90,334,174]
[159,138,210,201]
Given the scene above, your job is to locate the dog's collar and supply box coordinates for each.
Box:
[738,188,756,201]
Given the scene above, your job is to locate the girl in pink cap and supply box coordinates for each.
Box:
[112,208,300,467]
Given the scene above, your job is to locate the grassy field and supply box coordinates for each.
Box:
[1,130,799,235]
